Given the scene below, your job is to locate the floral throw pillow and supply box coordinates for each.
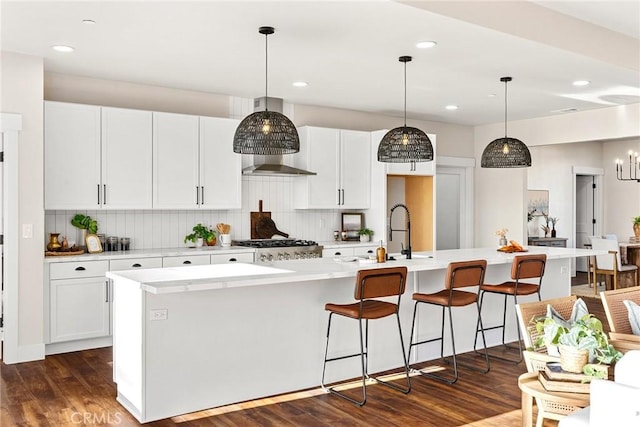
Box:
[622,300,640,336]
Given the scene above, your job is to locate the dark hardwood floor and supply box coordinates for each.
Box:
[2,345,566,427]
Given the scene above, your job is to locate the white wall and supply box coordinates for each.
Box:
[1,51,45,360]
[474,104,640,249]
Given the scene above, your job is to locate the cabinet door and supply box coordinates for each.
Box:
[199,117,242,209]
[210,252,254,264]
[295,127,340,208]
[44,101,101,209]
[102,107,153,209]
[50,277,110,342]
[153,112,200,209]
[340,130,371,209]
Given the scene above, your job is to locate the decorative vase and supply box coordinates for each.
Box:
[499,237,507,247]
[551,228,557,238]
[196,238,204,248]
[206,236,217,246]
[634,223,640,239]
[360,235,370,242]
[47,233,62,251]
[559,344,589,373]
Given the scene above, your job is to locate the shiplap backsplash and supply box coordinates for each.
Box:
[45,176,345,249]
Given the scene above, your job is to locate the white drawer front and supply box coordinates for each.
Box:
[110,257,163,271]
[50,260,109,280]
[210,252,254,264]
[353,246,377,257]
[162,255,210,268]
[322,248,354,257]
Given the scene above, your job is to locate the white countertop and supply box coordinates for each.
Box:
[44,245,255,263]
[106,246,603,295]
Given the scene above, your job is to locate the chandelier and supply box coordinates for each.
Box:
[616,150,639,182]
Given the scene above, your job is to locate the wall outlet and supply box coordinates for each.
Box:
[150,309,168,321]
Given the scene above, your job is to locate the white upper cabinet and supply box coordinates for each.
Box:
[153,112,200,209]
[101,107,153,209]
[45,102,153,210]
[199,116,242,209]
[45,101,101,209]
[294,126,371,209]
[382,133,437,176]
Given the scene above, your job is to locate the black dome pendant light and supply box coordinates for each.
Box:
[377,56,433,164]
[480,77,531,168]
[233,26,299,155]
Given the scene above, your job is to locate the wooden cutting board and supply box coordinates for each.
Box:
[250,200,271,239]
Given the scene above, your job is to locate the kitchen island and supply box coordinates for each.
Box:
[107,246,600,423]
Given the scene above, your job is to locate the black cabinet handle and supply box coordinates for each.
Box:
[132,263,142,268]
[75,266,86,271]
[367,250,374,254]
[97,184,101,205]
[335,251,341,256]
[201,187,205,205]
[229,258,237,262]
[183,260,192,265]
[196,186,199,205]
[105,281,109,303]
[103,184,107,205]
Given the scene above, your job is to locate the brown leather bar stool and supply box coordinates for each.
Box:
[321,266,411,406]
[407,259,490,384]
[474,253,547,363]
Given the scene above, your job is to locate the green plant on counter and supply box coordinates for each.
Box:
[184,223,216,244]
[633,216,640,225]
[358,227,374,237]
[71,213,98,234]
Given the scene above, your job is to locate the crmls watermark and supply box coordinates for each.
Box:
[70,411,123,424]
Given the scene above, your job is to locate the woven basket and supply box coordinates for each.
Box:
[559,344,589,373]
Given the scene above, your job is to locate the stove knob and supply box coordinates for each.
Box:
[284,253,291,260]
[267,253,274,261]
[277,252,284,261]
[260,254,267,262]
[294,252,301,259]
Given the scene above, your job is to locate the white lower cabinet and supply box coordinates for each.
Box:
[322,246,376,258]
[162,255,211,267]
[49,261,110,343]
[210,252,254,264]
[110,257,163,271]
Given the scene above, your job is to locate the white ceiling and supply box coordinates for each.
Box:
[2,1,639,126]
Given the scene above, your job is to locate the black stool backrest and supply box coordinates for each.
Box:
[355,267,407,300]
[445,260,487,289]
[511,254,547,280]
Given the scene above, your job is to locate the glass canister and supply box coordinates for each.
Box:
[120,237,131,251]
[106,236,119,251]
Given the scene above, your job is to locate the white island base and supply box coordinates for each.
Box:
[107,248,593,423]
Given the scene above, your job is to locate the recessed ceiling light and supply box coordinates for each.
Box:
[51,45,74,52]
[82,19,96,25]
[292,81,308,87]
[416,41,437,49]
[573,80,590,86]
[445,105,458,110]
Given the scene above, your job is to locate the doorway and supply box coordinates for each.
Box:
[573,167,603,274]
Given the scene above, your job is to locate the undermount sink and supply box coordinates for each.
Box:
[388,253,433,260]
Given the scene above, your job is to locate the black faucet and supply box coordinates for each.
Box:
[389,203,411,260]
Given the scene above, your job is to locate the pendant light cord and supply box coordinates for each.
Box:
[403,60,407,127]
[264,32,269,111]
[504,79,508,138]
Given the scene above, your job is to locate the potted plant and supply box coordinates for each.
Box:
[633,216,640,239]
[184,223,216,247]
[536,314,622,374]
[71,213,98,248]
[358,227,374,242]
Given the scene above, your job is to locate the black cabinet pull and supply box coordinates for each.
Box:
[335,251,341,256]
[97,184,101,205]
[201,187,205,205]
[196,186,199,205]
[105,281,109,302]
[229,258,237,262]
[132,263,142,268]
[183,260,192,265]
[75,266,86,271]
[367,250,374,254]
[103,184,107,205]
